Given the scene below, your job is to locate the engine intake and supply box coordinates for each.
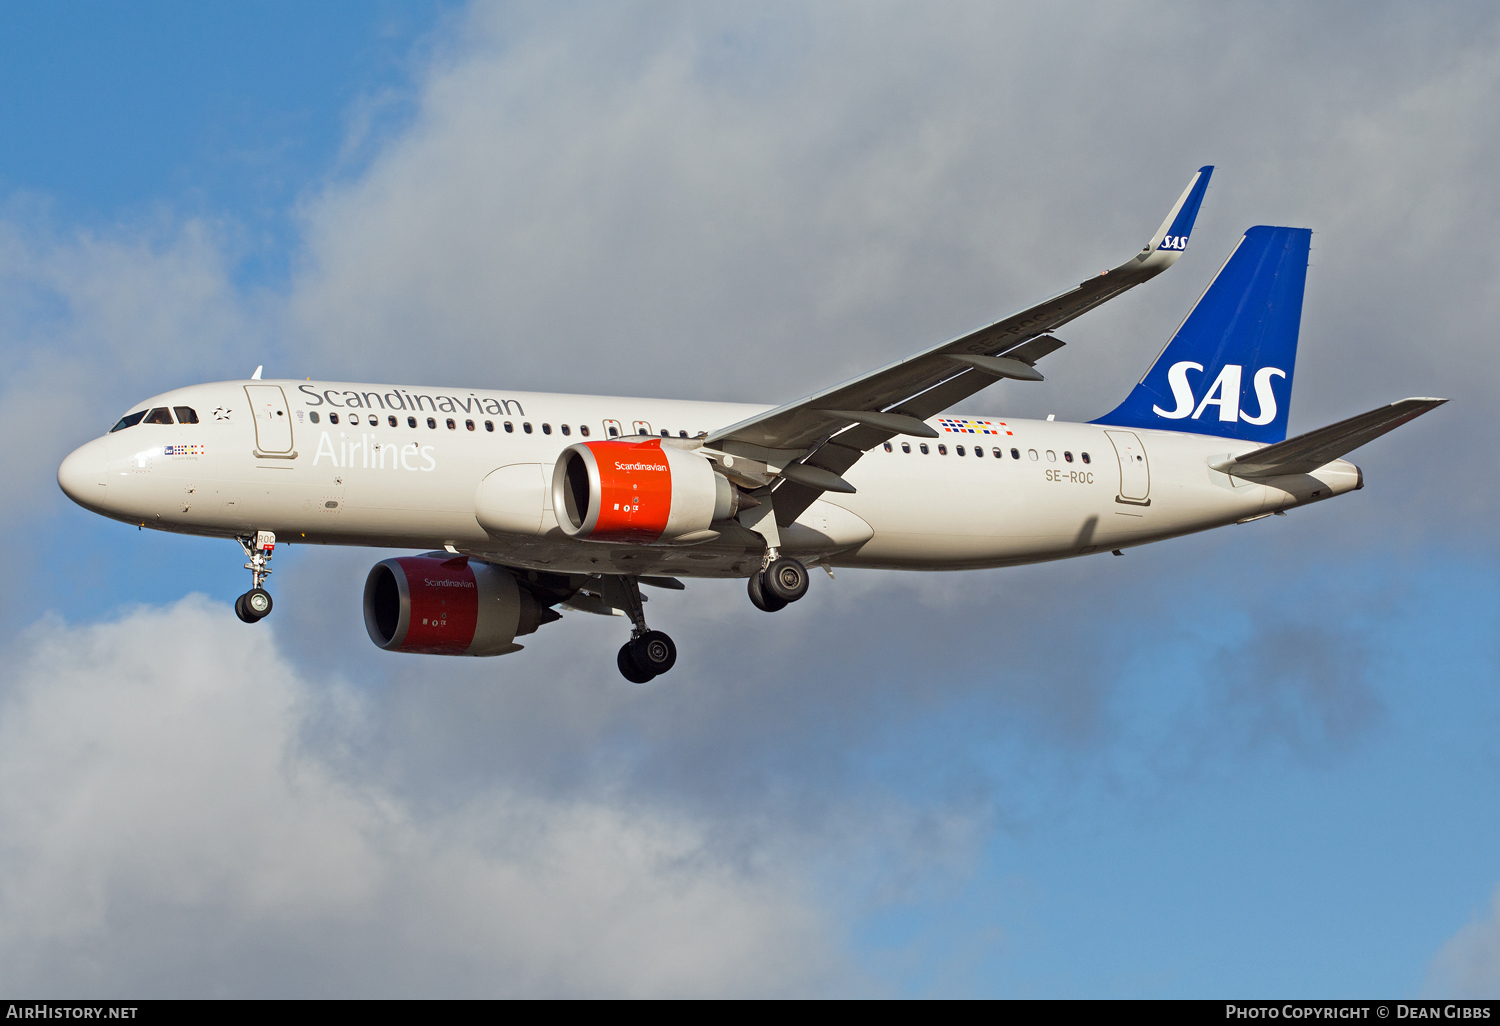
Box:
[363,555,549,656]
[552,439,738,544]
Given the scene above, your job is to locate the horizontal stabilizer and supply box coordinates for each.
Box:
[1209,398,1447,478]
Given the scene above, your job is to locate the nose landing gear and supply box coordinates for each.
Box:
[234,531,276,624]
[601,575,678,683]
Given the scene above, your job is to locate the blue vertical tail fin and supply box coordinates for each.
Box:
[1092,225,1312,443]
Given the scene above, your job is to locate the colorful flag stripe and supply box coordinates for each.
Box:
[936,418,1013,436]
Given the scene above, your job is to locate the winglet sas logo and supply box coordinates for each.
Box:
[1158,235,1190,251]
[1152,361,1285,425]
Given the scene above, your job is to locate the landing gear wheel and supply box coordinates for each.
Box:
[245,587,273,618]
[763,557,809,604]
[748,569,787,612]
[617,643,656,684]
[631,631,677,675]
[234,593,259,624]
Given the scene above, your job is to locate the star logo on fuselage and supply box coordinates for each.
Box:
[213,407,232,421]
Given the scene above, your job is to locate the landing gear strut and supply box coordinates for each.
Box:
[601,575,677,683]
[748,553,810,612]
[235,531,276,624]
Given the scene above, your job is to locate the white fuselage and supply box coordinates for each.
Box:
[59,378,1362,579]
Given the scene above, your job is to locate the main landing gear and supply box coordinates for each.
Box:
[234,531,276,624]
[747,554,810,612]
[602,575,678,683]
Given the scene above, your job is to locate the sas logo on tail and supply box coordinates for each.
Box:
[1158,235,1190,251]
[1152,362,1285,425]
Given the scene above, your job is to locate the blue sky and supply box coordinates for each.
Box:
[1,1,1498,998]
[0,2,443,268]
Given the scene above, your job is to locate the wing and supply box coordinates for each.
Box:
[1209,398,1447,479]
[706,167,1215,524]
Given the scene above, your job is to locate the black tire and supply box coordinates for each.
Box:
[631,631,677,675]
[748,570,787,612]
[763,557,809,603]
[234,593,259,624]
[617,643,656,684]
[245,587,273,618]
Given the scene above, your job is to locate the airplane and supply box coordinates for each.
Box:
[56,167,1446,682]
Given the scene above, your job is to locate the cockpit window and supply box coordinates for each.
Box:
[109,411,146,432]
[173,406,199,424]
[143,408,174,425]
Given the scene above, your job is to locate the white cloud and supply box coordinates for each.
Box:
[283,2,1500,434]
[0,597,847,996]
[1424,889,1500,998]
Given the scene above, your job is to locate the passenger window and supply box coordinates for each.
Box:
[920,444,929,455]
[523,422,533,434]
[937,444,947,455]
[1046,450,1056,462]
[329,412,340,425]
[446,418,456,430]
[1011,448,1020,459]
[955,445,965,456]
[561,424,571,436]
[408,416,417,428]
[466,419,475,431]
[992,448,1003,458]
[1064,451,1073,463]
[660,429,669,437]
[975,446,984,457]
[427,417,437,429]
[1081,452,1090,464]
[349,414,360,426]
[309,411,320,424]
[144,408,174,425]
[389,415,397,427]
[882,442,892,452]
[109,411,146,432]
[608,425,619,437]
[901,443,911,453]
[173,406,199,424]
[679,430,688,438]
[542,423,552,435]
[504,421,513,433]
[1028,449,1038,460]
[580,425,590,437]
[485,420,494,432]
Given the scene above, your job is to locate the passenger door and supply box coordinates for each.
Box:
[244,385,295,456]
[1105,429,1150,505]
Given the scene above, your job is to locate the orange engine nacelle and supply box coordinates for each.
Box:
[363,555,549,656]
[552,439,739,544]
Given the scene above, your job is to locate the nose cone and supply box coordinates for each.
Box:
[58,441,108,509]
